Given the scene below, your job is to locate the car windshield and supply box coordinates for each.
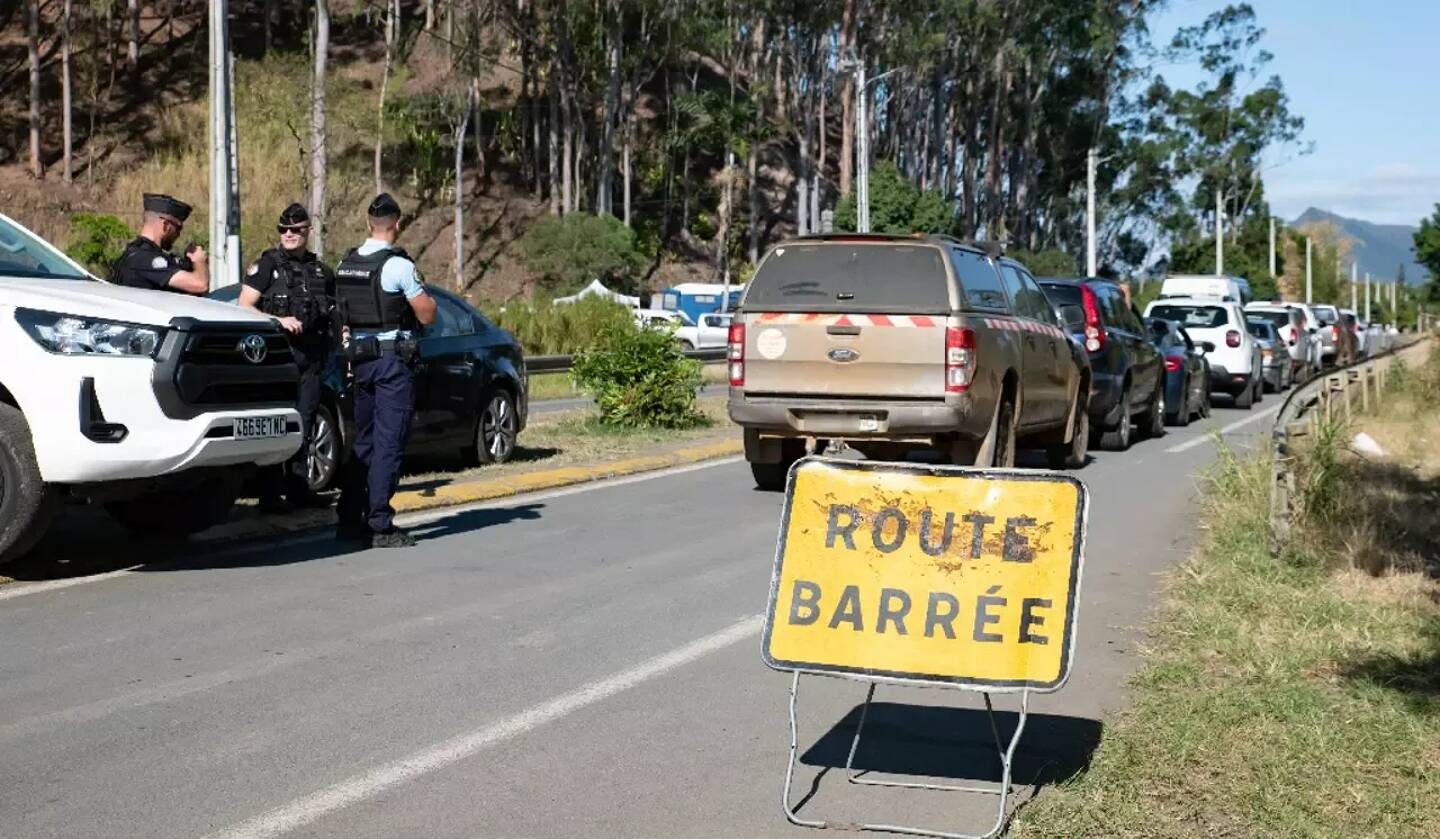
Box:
[745,243,950,314]
[1149,304,1227,329]
[0,216,89,281]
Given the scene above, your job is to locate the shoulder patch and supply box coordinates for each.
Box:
[246,263,258,276]
[151,256,169,269]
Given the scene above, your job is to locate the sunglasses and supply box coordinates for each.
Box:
[277,225,310,235]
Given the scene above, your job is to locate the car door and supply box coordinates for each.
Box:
[1126,299,1163,401]
[414,292,480,450]
[1016,267,1071,423]
[999,264,1064,426]
[1096,286,1142,412]
[698,313,730,348]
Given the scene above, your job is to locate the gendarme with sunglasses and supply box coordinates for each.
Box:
[108,193,209,295]
[236,202,337,510]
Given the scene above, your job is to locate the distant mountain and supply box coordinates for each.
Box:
[1292,208,1427,285]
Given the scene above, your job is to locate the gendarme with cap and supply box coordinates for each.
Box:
[334,193,419,338]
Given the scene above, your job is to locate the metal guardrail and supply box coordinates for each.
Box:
[527,346,728,374]
[1268,334,1431,553]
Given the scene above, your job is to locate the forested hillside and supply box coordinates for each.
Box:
[2,1,1310,304]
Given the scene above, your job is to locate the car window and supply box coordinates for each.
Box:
[1148,304,1228,329]
[1313,306,1339,324]
[1095,286,1128,330]
[0,216,89,280]
[1246,320,1273,340]
[1178,329,1196,351]
[1246,309,1290,330]
[998,265,1052,322]
[428,296,474,338]
[1039,282,1082,308]
[954,250,1010,311]
[1016,269,1060,326]
[746,243,951,314]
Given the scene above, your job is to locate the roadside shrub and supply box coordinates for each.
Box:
[519,213,647,295]
[484,295,635,356]
[572,325,707,429]
[833,160,954,234]
[65,213,133,275]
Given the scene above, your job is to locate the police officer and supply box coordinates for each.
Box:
[333,194,437,547]
[237,203,336,512]
[109,193,209,294]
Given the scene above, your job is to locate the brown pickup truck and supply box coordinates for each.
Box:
[727,234,1089,489]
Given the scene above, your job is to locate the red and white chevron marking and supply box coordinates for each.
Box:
[752,312,943,328]
[980,317,1067,341]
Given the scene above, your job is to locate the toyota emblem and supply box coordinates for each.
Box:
[239,334,268,364]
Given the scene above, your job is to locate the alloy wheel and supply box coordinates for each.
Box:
[307,410,340,493]
[482,393,518,463]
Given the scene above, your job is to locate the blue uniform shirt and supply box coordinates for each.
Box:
[355,239,425,341]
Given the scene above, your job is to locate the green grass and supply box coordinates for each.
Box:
[1014,373,1440,837]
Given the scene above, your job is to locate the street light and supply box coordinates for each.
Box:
[839,56,900,234]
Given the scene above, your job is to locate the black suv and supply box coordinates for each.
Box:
[1038,278,1164,451]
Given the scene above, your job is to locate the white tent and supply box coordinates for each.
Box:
[553,279,640,309]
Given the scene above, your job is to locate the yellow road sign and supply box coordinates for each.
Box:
[762,458,1088,691]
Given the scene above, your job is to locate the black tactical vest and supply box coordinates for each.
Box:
[334,246,416,332]
[259,248,332,332]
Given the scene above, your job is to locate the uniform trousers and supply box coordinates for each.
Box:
[337,350,416,533]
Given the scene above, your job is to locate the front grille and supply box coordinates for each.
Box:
[153,325,300,419]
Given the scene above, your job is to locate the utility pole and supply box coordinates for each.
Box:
[1086,148,1098,277]
[1268,217,1276,279]
[1304,238,1312,303]
[208,0,240,289]
[1365,272,1371,322]
[855,61,869,233]
[1214,187,1224,275]
[1350,262,1357,311]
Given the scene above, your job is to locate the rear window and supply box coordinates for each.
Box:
[1149,304,1228,329]
[1039,283,1082,306]
[1313,306,1339,324]
[744,243,951,314]
[1246,320,1275,339]
[1246,309,1290,330]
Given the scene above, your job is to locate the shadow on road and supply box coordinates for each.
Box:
[800,701,1103,788]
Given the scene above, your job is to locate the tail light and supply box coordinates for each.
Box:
[1164,356,1182,372]
[727,322,745,386]
[1226,329,1241,348]
[1080,285,1105,353]
[1286,326,1297,346]
[945,326,977,393]
[1331,325,1340,343]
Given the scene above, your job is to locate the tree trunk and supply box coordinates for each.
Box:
[747,104,761,263]
[561,86,574,215]
[548,79,560,215]
[424,0,436,31]
[812,62,824,228]
[310,0,330,255]
[454,82,475,288]
[472,76,485,183]
[983,48,1012,239]
[596,5,622,216]
[374,0,397,195]
[61,0,74,183]
[127,0,139,85]
[622,118,632,227]
[27,0,42,179]
[264,0,275,54]
[838,0,856,198]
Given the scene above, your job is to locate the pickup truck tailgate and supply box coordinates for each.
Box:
[742,312,948,398]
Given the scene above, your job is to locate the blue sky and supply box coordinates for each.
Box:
[1146,0,1439,227]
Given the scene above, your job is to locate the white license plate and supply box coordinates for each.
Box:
[233,415,287,440]
[857,416,880,432]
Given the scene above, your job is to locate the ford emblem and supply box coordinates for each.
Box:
[239,334,268,364]
[827,348,860,363]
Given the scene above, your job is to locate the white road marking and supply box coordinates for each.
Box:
[1165,404,1281,453]
[205,614,765,839]
[0,457,743,602]
[0,566,143,603]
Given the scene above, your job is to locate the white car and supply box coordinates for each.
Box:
[1245,302,1318,382]
[674,311,732,351]
[0,212,302,560]
[1146,296,1265,409]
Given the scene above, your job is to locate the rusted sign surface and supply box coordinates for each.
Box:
[762,458,1088,691]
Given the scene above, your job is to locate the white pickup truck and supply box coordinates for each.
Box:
[0,212,302,561]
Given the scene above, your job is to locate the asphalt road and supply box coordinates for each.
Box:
[0,399,1281,838]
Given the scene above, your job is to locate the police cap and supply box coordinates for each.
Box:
[368,192,402,219]
[143,193,192,222]
[278,203,310,226]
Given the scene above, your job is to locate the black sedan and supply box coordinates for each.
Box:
[209,285,528,492]
[1145,318,1211,427]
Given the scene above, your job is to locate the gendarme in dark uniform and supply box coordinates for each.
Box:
[109,194,209,295]
[239,203,337,511]
[333,193,437,548]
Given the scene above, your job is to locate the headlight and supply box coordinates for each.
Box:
[15,308,164,357]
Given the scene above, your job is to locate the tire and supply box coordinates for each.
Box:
[1098,385,1132,451]
[1253,377,1264,404]
[0,402,57,563]
[1046,393,1089,470]
[988,394,1018,468]
[471,389,519,465]
[1234,378,1255,409]
[751,439,805,491]
[679,341,695,352]
[1201,386,1212,418]
[307,403,341,494]
[106,472,241,537]
[1170,378,1191,427]
[1137,381,1166,439]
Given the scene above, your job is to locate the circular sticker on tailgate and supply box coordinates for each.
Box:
[757,328,787,360]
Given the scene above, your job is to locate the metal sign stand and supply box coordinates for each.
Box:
[783,672,1030,839]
